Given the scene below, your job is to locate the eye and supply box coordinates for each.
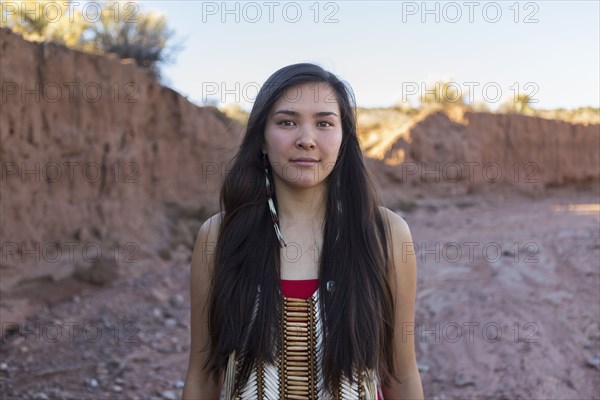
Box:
[277,120,295,127]
[317,121,334,127]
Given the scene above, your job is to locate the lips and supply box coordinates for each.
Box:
[291,158,319,168]
[291,158,319,162]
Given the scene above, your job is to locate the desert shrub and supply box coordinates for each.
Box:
[498,93,535,115]
[83,5,179,78]
[1,0,180,79]
[420,80,465,108]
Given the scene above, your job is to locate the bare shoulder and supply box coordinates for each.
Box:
[377,207,422,398]
[191,212,224,277]
[377,206,416,286]
[195,212,224,244]
[377,206,413,243]
[185,211,225,393]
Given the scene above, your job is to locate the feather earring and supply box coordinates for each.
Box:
[263,153,287,248]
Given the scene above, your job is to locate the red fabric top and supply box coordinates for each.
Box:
[280,278,319,299]
[279,279,383,400]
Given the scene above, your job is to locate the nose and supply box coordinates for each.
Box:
[295,124,316,150]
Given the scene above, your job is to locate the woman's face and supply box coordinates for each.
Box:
[262,82,343,190]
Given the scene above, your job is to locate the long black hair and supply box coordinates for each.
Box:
[204,62,398,396]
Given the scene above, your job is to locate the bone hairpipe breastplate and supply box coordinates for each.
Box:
[221,285,379,399]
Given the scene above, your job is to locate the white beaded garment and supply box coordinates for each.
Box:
[221,286,380,400]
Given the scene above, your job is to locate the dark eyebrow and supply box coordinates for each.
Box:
[272,110,338,118]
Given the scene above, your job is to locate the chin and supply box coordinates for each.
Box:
[288,179,326,189]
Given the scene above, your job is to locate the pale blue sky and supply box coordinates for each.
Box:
[142,1,599,111]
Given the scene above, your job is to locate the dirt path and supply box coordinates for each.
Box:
[1,183,598,400]
[406,182,600,399]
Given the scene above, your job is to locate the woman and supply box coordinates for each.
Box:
[183,63,424,399]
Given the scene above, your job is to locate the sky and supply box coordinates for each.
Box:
[139,0,599,111]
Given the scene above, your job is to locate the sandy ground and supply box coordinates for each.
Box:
[1,181,599,400]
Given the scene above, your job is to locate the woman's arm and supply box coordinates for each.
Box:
[183,213,224,400]
[380,208,424,400]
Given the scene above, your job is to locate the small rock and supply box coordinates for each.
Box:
[151,288,169,303]
[112,384,123,392]
[19,346,29,353]
[115,377,125,384]
[492,383,510,399]
[89,378,99,388]
[585,323,600,341]
[153,308,163,319]
[586,356,600,369]
[107,359,121,369]
[95,365,109,375]
[165,318,177,328]
[453,373,475,388]
[161,390,177,400]
[169,294,185,308]
[158,248,172,261]
[174,380,185,388]
[72,255,119,286]
[417,363,430,373]
[141,393,153,400]
[0,363,8,370]
[564,377,575,389]
[32,393,49,400]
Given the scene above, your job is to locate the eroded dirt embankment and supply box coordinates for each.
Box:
[0,27,243,335]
